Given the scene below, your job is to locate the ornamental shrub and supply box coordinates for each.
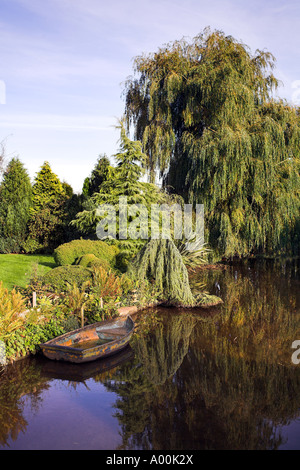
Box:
[0,281,27,342]
[76,253,98,266]
[53,239,119,267]
[41,265,93,292]
[0,237,22,254]
[129,238,195,307]
[91,266,122,300]
[76,253,110,271]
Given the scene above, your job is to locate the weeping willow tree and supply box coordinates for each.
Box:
[124,27,300,258]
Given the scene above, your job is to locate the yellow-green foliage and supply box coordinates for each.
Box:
[91,266,122,300]
[65,281,91,327]
[54,239,119,267]
[76,253,110,271]
[130,238,195,307]
[41,265,93,292]
[0,281,27,341]
[30,161,66,217]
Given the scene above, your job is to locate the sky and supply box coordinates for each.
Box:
[0,0,300,192]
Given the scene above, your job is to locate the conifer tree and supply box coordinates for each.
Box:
[28,161,70,250]
[0,158,32,242]
[82,154,113,197]
[30,161,66,216]
[129,238,195,307]
[72,121,166,238]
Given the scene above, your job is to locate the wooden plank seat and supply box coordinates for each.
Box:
[97,327,128,340]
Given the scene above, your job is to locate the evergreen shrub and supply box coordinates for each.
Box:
[0,237,22,254]
[76,253,110,270]
[41,265,92,292]
[53,239,119,267]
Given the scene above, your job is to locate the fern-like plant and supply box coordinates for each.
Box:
[0,282,27,341]
[91,266,123,301]
[65,281,91,328]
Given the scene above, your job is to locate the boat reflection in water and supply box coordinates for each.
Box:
[40,345,134,382]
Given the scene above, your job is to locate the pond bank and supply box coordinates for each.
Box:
[3,295,222,367]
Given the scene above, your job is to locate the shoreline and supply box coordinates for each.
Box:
[2,297,222,367]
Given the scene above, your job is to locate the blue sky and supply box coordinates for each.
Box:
[0,0,300,192]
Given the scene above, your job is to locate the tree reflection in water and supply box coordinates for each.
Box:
[0,259,300,450]
[103,259,300,450]
[0,359,50,447]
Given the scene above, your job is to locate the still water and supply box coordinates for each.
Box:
[0,258,300,450]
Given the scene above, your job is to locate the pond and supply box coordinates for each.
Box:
[0,258,300,450]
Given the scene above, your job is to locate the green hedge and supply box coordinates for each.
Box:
[41,265,93,292]
[53,239,119,267]
[76,253,110,270]
[0,237,22,254]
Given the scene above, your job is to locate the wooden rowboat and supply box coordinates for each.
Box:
[40,315,135,364]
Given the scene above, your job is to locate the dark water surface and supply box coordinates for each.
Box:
[1,258,300,450]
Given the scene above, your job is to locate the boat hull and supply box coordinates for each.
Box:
[40,316,134,364]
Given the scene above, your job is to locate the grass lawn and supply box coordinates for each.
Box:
[0,254,57,290]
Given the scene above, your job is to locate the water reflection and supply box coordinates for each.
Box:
[134,314,197,385]
[0,359,50,448]
[0,259,300,450]
[105,309,300,450]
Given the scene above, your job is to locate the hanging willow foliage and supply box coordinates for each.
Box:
[124,27,300,258]
[129,238,195,307]
[134,314,197,386]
